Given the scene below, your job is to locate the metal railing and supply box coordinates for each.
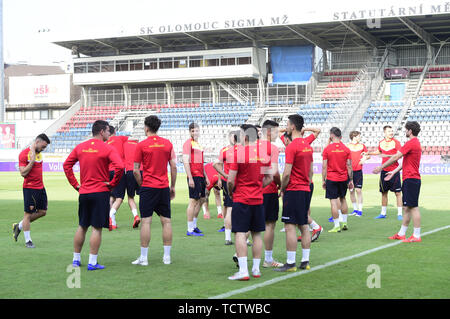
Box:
[393,59,431,134]
[341,48,390,140]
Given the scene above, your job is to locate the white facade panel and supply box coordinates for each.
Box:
[73,65,258,85]
[9,74,71,105]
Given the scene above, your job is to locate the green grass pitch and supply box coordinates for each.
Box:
[1,172,449,299]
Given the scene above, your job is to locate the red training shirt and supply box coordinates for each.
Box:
[63,138,124,194]
[134,135,176,188]
[19,147,44,189]
[261,140,279,194]
[107,135,128,171]
[347,142,368,171]
[285,137,314,192]
[378,138,401,172]
[218,144,237,182]
[204,162,219,191]
[322,142,352,182]
[229,144,271,205]
[183,138,204,177]
[399,137,422,181]
[123,139,143,172]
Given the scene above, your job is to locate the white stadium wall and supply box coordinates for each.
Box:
[13,119,57,150]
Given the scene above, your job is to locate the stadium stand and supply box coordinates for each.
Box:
[23,16,450,159]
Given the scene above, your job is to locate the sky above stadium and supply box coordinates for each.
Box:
[2,0,435,66]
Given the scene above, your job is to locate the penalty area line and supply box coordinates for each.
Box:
[209,225,450,299]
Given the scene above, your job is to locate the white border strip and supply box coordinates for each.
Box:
[209,225,450,299]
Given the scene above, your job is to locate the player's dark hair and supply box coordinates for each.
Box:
[92,120,109,136]
[283,132,292,141]
[262,119,279,128]
[383,125,392,131]
[349,131,360,140]
[405,121,421,136]
[229,130,238,144]
[330,127,342,138]
[234,130,241,144]
[109,125,116,135]
[144,115,162,133]
[189,122,199,131]
[288,114,304,131]
[240,124,258,143]
[36,133,50,144]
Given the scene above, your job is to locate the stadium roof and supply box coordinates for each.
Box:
[52,11,450,57]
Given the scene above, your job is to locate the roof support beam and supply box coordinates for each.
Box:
[339,21,383,48]
[397,17,438,47]
[233,28,257,43]
[285,25,333,50]
[137,36,163,52]
[93,39,120,54]
[183,32,210,49]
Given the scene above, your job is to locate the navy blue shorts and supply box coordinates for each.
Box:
[139,187,171,218]
[353,170,363,189]
[78,192,110,229]
[126,170,141,198]
[402,178,421,207]
[221,179,233,207]
[282,190,310,226]
[263,193,279,222]
[325,180,348,199]
[231,202,265,233]
[188,176,206,200]
[308,183,314,204]
[23,188,48,213]
[379,170,402,193]
[110,170,127,199]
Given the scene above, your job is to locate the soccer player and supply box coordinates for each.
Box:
[107,126,129,230]
[227,124,273,280]
[13,134,51,248]
[275,114,315,272]
[295,126,323,242]
[367,125,403,220]
[63,120,124,270]
[214,130,239,245]
[123,138,142,228]
[202,162,222,221]
[255,125,262,140]
[131,115,177,266]
[183,122,209,236]
[259,120,283,268]
[322,127,353,233]
[347,131,369,217]
[373,121,423,242]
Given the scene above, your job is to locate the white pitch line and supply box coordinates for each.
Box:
[209,225,450,299]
